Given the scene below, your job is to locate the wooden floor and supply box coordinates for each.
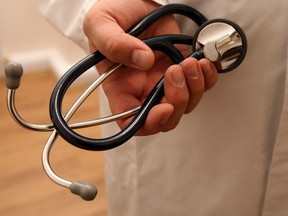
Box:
[0,71,108,216]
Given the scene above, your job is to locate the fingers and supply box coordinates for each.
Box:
[199,58,219,91]
[83,1,156,70]
[182,58,218,113]
[179,58,205,114]
[138,58,218,134]
[136,103,174,136]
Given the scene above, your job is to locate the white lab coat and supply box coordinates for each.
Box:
[38,0,288,215]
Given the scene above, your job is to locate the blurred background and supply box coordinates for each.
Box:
[0,0,86,76]
[0,0,108,215]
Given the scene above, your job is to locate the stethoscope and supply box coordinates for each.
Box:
[4,4,247,201]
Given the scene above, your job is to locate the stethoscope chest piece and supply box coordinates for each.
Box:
[193,19,247,73]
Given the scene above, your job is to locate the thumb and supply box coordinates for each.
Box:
[83,5,155,70]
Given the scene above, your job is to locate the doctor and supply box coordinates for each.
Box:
[37,0,288,215]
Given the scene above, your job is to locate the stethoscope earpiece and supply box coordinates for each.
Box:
[5,62,23,90]
[69,181,98,201]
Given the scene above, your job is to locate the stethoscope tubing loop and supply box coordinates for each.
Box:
[50,4,208,151]
[128,4,207,36]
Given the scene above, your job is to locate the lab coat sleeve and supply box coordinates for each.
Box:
[37,0,98,52]
[37,0,168,52]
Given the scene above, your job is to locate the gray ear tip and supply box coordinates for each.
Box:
[69,181,98,201]
[5,62,24,89]
[5,62,23,77]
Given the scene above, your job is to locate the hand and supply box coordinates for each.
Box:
[83,0,218,135]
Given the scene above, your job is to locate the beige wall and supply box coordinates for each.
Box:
[0,0,86,76]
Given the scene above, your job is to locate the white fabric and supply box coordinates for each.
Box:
[37,0,97,52]
[150,0,168,5]
[37,0,288,215]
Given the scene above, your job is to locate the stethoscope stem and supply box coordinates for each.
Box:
[7,89,54,131]
[6,64,139,132]
[42,130,98,201]
[42,131,70,188]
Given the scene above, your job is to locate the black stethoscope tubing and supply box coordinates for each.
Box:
[50,4,207,151]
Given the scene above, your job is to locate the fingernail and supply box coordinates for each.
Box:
[202,62,213,77]
[132,49,149,69]
[170,69,185,87]
[185,61,200,80]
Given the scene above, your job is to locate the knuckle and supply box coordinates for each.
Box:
[205,74,218,91]
[174,91,189,108]
[188,79,205,95]
[83,12,95,36]
[105,35,123,59]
